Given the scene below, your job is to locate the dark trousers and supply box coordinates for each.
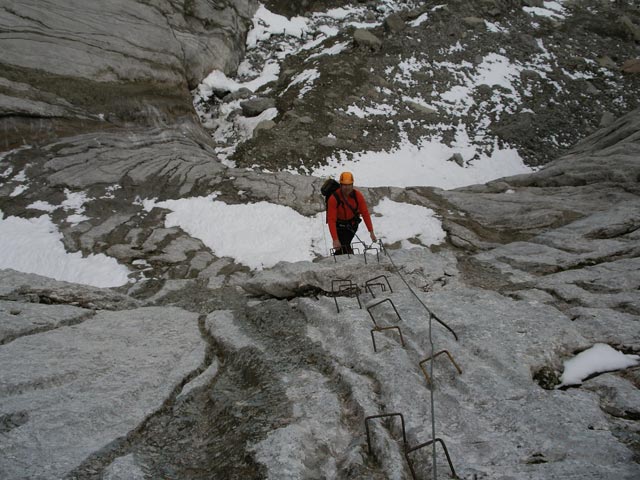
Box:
[335,220,358,255]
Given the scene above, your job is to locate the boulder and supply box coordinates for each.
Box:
[597,56,618,70]
[240,97,277,117]
[223,87,254,102]
[405,100,437,115]
[384,14,406,33]
[619,15,640,42]
[353,29,382,51]
[316,136,338,148]
[621,58,640,74]
[463,17,486,29]
[253,120,276,137]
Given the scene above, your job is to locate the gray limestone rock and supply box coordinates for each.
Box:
[462,17,486,29]
[0,306,205,480]
[0,300,92,345]
[40,124,226,196]
[622,58,640,74]
[223,87,254,102]
[241,97,277,117]
[0,0,257,88]
[404,100,437,115]
[384,13,406,33]
[600,112,616,128]
[619,15,640,42]
[0,269,139,310]
[353,29,382,51]
[0,0,258,148]
[241,247,456,299]
[103,454,146,480]
[597,56,619,70]
[148,236,204,264]
[317,136,338,147]
[253,120,277,137]
[584,374,640,421]
[1,2,639,478]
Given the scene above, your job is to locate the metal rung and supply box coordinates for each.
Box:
[330,244,360,261]
[419,350,462,387]
[365,282,385,297]
[371,326,405,352]
[331,279,362,313]
[365,413,408,456]
[364,275,393,298]
[363,244,380,264]
[405,437,458,480]
[366,298,402,327]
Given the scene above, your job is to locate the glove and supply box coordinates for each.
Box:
[333,239,341,250]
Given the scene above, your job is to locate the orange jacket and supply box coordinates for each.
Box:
[327,188,374,241]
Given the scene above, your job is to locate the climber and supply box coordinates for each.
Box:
[327,171,376,255]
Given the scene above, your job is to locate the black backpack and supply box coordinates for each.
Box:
[321,178,359,222]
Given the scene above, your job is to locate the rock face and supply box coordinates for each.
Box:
[0,0,639,479]
[0,0,258,149]
[0,306,205,480]
[228,0,640,170]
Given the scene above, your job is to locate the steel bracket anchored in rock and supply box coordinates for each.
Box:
[366,298,405,352]
[331,279,362,313]
[371,325,405,352]
[364,275,393,298]
[330,244,361,262]
[366,298,402,326]
[419,350,463,386]
[365,413,408,456]
[331,242,380,264]
[405,437,458,480]
[363,243,381,264]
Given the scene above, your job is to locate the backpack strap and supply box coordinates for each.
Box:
[335,190,359,218]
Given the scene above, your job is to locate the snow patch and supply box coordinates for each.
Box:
[559,344,639,387]
[0,212,129,287]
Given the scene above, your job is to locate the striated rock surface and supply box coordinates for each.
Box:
[0,0,258,148]
[0,306,205,480]
[0,0,639,479]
